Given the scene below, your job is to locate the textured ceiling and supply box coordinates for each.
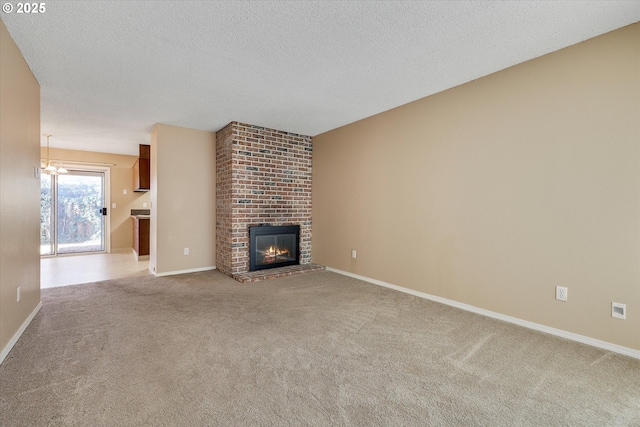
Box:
[3,1,639,156]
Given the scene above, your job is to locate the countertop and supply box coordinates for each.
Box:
[131,215,150,219]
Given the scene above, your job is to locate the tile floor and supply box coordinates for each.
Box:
[41,251,151,289]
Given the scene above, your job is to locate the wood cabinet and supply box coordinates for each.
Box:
[133,159,150,192]
[132,217,150,257]
[133,144,150,192]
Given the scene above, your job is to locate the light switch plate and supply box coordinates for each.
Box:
[612,302,626,320]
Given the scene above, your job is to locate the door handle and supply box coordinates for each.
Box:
[101,207,107,216]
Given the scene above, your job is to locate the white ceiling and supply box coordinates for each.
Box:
[3,1,639,156]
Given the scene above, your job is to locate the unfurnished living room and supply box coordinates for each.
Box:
[1,2,640,425]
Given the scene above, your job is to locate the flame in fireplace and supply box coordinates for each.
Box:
[267,246,289,257]
[259,245,292,264]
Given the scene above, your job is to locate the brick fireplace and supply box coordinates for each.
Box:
[216,122,321,282]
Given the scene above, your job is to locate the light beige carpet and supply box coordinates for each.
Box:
[1,270,639,426]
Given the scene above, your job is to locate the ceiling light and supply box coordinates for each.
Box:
[42,134,68,175]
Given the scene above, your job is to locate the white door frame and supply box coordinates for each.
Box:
[44,164,111,255]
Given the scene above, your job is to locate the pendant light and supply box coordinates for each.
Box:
[42,134,68,175]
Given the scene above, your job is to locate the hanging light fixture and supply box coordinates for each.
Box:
[42,134,68,175]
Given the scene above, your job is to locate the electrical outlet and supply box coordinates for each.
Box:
[612,302,626,320]
[556,286,568,302]
[184,247,189,255]
[17,286,20,302]
[351,249,357,259]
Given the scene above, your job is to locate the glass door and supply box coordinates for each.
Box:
[40,172,54,255]
[40,170,106,256]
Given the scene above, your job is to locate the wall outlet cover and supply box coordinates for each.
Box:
[556,286,568,302]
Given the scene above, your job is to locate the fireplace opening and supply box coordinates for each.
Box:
[249,225,300,271]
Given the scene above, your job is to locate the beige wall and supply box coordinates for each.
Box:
[0,19,41,355]
[150,128,158,271]
[313,24,640,351]
[150,124,216,275]
[40,148,151,251]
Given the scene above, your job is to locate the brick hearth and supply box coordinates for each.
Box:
[232,263,325,283]
[216,122,314,281]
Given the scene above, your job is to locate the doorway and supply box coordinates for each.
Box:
[41,169,108,256]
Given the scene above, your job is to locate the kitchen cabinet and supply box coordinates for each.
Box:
[132,216,150,259]
[133,144,150,192]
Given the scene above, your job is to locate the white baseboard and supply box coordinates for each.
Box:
[154,266,217,277]
[326,267,640,360]
[0,301,42,365]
